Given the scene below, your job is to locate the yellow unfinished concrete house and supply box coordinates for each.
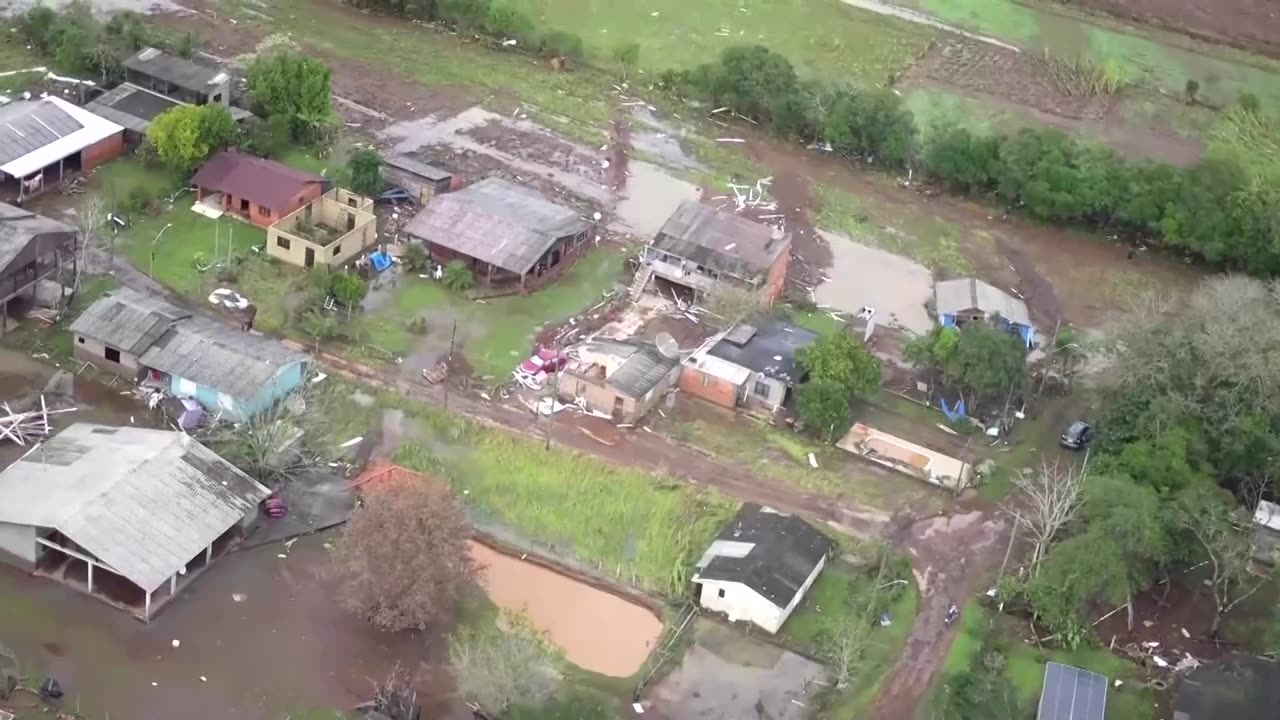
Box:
[266,188,376,269]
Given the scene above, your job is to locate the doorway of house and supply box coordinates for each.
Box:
[611,396,624,422]
[239,198,250,216]
[304,247,315,268]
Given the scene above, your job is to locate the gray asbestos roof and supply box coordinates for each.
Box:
[139,318,309,403]
[0,100,82,166]
[935,277,1031,327]
[404,177,589,276]
[0,202,75,276]
[383,153,453,182]
[695,503,832,608]
[1038,663,1107,720]
[84,83,181,134]
[123,47,228,93]
[653,201,788,282]
[69,288,191,356]
[0,424,269,592]
[707,321,818,387]
[607,344,679,398]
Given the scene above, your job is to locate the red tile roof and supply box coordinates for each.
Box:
[191,150,323,211]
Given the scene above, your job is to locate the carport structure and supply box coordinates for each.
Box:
[0,424,270,621]
[1038,662,1107,720]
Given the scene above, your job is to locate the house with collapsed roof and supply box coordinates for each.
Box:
[71,290,310,420]
[681,322,817,414]
[934,277,1035,348]
[693,503,831,634]
[192,151,326,229]
[0,423,269,621]
[404,177,591,289]
[0,97,124,202]
[562,339,682,423]
[122,47,232,107]
[267,188,377,269]
[0,203,77,334]
[636,201,790,307]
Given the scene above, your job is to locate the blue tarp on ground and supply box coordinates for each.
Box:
[940,396,967,422]
[369,251,393,272]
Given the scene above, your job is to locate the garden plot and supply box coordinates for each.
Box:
[644,619,827,720]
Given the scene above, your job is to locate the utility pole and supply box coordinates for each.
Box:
[443,319,457,410]
[148,223,174,280]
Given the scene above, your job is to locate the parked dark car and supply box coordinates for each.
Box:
[1060,420,1094,450]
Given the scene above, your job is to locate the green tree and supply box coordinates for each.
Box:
[823,86,917,168]
[1078,475,1170,628]
[1092,427,1210,496]
[246,49,334,143]
[796,379,851,442]
[904,326,960,371]
[443,260,475,291]
[329,272,368,308]
[691,45,802,128]
[145,104,238,174]
[923,125,1001,194]
[796,331,881,397]
[914,324,1025,406]
[346,147,383,196]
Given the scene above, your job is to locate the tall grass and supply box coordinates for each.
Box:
[1039,51,1129,96]
[392,409,734,597]
[1210,102,1280,182]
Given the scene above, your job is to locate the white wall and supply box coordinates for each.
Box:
[748,373,787,410]
[0,521,37,567]
[697,555,827,634]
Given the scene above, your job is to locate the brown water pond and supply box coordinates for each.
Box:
[470,542,662,678]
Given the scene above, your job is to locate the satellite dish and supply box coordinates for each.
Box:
[655,332,679,359]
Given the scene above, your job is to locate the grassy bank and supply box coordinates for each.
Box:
[392,403,734,596]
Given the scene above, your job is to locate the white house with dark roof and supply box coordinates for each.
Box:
[693,503,832,634]
[0,424,270,620]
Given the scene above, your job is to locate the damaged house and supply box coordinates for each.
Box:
[934,277,1035,348]
[267,188,377,269]
[681,322,817,414]
[636,201,790,307]
[0,203,77,334]
[122,47,232,107]
[562,338,682,423]
[693,503,831,634]
[0,423,270,621]
[404,177,591,289]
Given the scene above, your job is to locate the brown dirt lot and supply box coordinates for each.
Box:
[1069,0,1280,59]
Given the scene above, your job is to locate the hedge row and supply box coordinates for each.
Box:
[662,45,1280,276]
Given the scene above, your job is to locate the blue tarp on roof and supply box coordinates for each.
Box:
[369,251,393,272]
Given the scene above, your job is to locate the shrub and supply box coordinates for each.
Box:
[146,104,239,174]
[246,48,334,144]
[539,30,584,62]
[438,0,490,32]
[796,380,851,443]
[401,242,430,272]
[923,125,1001,194]
[442,260,475,291]
[484,2,535,42]
[346,147,383,196]
[823,86,916,167]
[329,272,368,308]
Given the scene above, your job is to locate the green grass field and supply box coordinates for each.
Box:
[392,403,735,596]
[358,245,624,377]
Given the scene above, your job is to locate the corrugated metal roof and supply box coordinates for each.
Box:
[0,97,123,179]
[652,201,788,282]
[404,177,589,276]
[383,153,453,182]
[1038,662,1107,720]
[84,83,181,135]
[0,424,269,592]
[69,288,191,356]
[123,47,228,93]
[694,503,832,608]
[607,344,679,398]
[191,151,324,213]
[139,318,309,402]
[934,278,1031,327]
[0,201,74,276]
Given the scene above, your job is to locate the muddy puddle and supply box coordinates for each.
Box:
[470,541,661,677]
[814,229,934,334]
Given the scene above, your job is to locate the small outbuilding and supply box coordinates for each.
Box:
[0,423,270,621]
[1250,499,1280,572]
[693,503,831,634]
[191,151,326,228]
[268,188,377,269]
[681,322,817,414]
[69,288,191,378]
[0,203,77,333]
[84,83,183,146]
[934,277,1034,347]
[382,153,456,204]
[1037,662,1107,720]
[562,339,681,422]
[122,47,232,107]
[404,177,591,289]
[0,97,124,202]
[639,202,790,307]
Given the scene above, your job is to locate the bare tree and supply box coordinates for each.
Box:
[73,196,104,294]
[449,612,561,716]
[1006,460,1085,575]
[333,475,477,631]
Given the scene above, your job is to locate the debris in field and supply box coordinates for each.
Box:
[310,372,327,383]
[1180,627,1190,638]
[284,538,298,550]
[232,593,246,602]
[1152,655,1169,668]
[650,11,660,15]
[171,639,180,648]
[716,138,745,143]
[200,676,207,682]
[633,703,645,714]
[277,554,287,559]
[879,613,891,626]
[338,436,363,448]
[808,452,818,468]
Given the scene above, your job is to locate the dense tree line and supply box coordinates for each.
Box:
[19,2,195,83]
[663,45,1280,275]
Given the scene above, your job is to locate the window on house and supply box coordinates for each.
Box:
[76,336,84,344]
[717,588,726,598]
[260,205,272,218]
[211,92,223,104]
[753,380,771,398]
[104,346,121,363]
[332,244,342,256]
[276,236,291,250]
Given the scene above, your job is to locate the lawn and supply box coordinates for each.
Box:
[120,202,267,294]
[391,402,735,596]
[88,156,181,210]
[783,556,919,717]
[358,246,625,377]
[814,183,974,275]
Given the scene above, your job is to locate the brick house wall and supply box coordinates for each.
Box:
[679,366,743,409]
[760,236,791,307]
[80,132,125,173]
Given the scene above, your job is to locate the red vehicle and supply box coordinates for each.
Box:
[518,347,568,377]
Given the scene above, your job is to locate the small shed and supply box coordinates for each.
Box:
[1037,662,1107,720]
[382,153,455,204]
[563,339,681,422]
[693,503,831,634]
[404,177,590,288]
[122,47,232,106]
[69,288,191,378]
[934,277,1034,346]
[0,423,270,621]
